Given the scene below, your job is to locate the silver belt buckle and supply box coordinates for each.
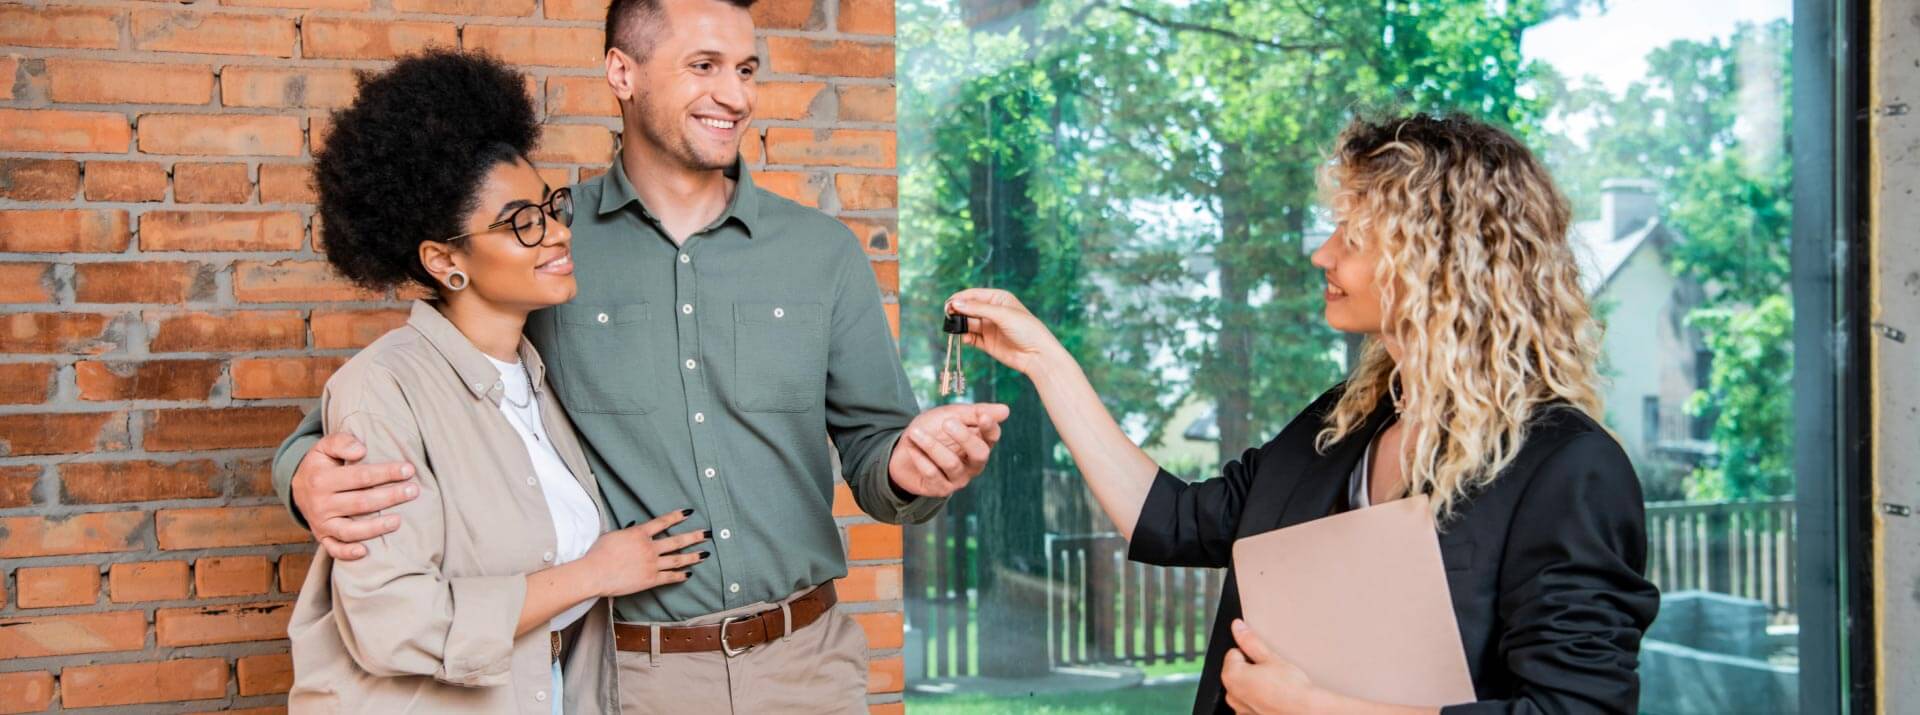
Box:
[719,615,754,657]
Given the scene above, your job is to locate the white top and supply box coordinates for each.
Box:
[487,355,600,632]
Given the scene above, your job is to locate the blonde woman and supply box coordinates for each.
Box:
[946,113,1659,714]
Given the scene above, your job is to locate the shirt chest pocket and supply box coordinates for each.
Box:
[549,303,658,415]
[732,302,827,413]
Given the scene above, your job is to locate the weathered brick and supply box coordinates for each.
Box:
[0,412,129,457]
[83,161,169,202]
[195,556,274,597]
[60,658,228,708]
[222,0,370,10]
[546,75,618,117]
[395,0,535,16]
[60,460,222,504]
[838,0,894,35]
[46,59,216,105]
[834,173,896,210]
[851,611,903,648]
[0,511,145,559]
[221,66,360,109]
[766,37,893,78]
[841,217,896,255]
[0,611,145,658]
[75,359,223,401]
[464,25,603,67]
[131,9,297,57]
[752,0,820,30]
[0,465,37,509]
[16,564,102,609]
[840,564,903,602]
[301,18,456,60]
[228,458,275,498]
[109,561,192,603]
[156,601,294,646]
[138,114,304,156]
[764,128,894,168]
[0,671,55,714]
[233,260,384,303]
[0,313,118,355]
[145,407,308,452]
[844,522,903,560]
[155,506,308,549]
[543,0,606,19]
[173,162,253,203]
[531,123,616,164]
[0,263,53,304]
[0,363,54,405]
[140,210,304,252]
[74,261,217,304]
[148,310,305,352]
[0,159,81,201]
[0,55,13,101]
[757,81,827,121]
[867,655,903,694]
[0,109,131,153]
[755,171,826,207]
[0,5,121,50]
[237,652,294,696]
[0,209,131,253]
[277,551,314,593]
[837,84,896,123]
[259,163,318,204]
[232,356,346,399]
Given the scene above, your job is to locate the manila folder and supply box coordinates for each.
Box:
[1230,493,1475,707]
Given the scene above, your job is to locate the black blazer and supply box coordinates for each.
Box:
[1129,385,1659,714]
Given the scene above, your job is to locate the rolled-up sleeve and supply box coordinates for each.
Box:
[1443,433,1661,715]
[1126,447,1260,569]
[324,406,527,686]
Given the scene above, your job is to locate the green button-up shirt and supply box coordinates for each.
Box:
[275,159,943,623]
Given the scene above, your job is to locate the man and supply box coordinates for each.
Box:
[271,0,1007,710]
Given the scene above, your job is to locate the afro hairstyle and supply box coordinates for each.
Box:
[313,49,540,293]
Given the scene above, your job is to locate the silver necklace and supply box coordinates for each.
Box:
[500,369,542,442]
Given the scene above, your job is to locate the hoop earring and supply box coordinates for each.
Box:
[445,269,469,292]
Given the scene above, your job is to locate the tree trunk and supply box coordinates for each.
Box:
[1213,143,1256,465]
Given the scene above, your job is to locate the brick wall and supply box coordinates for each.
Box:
[0,0,905,710]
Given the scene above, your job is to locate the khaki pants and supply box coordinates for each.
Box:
[615,588,869,715]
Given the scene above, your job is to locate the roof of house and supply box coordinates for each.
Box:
[1572,217,1663,296]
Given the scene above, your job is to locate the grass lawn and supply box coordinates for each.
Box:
[905,682,1200,714]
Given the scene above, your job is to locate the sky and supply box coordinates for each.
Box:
[1521,0,1793,93]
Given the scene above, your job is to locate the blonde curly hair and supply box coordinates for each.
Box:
[1315,114,1605,519]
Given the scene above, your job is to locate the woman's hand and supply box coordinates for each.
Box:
[944,288,1065,376]
[580,509,709,598]
[1221,619,1321,714]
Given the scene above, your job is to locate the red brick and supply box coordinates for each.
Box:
[0,108,131,153]
[0,465,37,509]
[221,66,360,109]
[310,307,408,351]
[156,506,308,549]
[228,458,275,498]
[301,18,456,60]
[148,310,305,352]
[140,210,304,252]
[851,611,903,648]
[75,359,222,401]
[277,551,314,593]
[0,412,129,457]
[60,460,221,504]
[0,313,118,355]
[209,708,290,715]
[741,129,764,166]
[0,56,13,101]
[259,163,317,204]
[765,128,894,168]
[835,174,895,210]
[844,522,902,560]
[870,703,904,715]
[83,161,168,202]
[546,75,618,117]
[0,671,55,714]
[173,162,253,203]
[131,9,296,57]
[237,653,294,696]
[138,113,304,156]
[531,123,616,164]
[464,25,603,68]
[309,114,334,153]
[841,217,896,255]
[752,0,819,29]
[0,159,80,201]
[233,260,383,303]
[0,210,131,253]
[396,0,535,15]
[232,356,346,399]
[46,59,215,105]
[156,601,294,646]
[0,611,145,659]
[16,565,102,609]
[838,0,894,35]
[195,555,273,597]
[543,0,605,19]
[870,259,898,290]
[60,658,228,708]
[222,0,369,10]
[837,84,895,123]
[74,261,216,304]
[0,363,54,405]
[0,264,53,304]
[755,171,826,207]
[840,564,903,602]
[145,407,307,453]
[0,512,145,560]
[867,655,903,694]
[766,37,893,78]
[757,81,827,120]
[109,561,191,603]
[0,5,121,50]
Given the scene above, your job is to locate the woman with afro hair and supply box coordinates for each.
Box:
[284,49,705,714]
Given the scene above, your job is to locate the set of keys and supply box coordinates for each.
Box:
[940,312,968,397]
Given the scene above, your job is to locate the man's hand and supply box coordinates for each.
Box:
[292,431,419,561]
[887,403,1011,498]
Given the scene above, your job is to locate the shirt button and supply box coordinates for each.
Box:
[680,254,691,264]
[596,312,609,324]
[719,529,731,539]
[536,691,547,703]
[693,412,706,423]
[773,307,785,319]
[526,476,537,486]
[729,583,740,594]
[542,551,554,562]
[682,304,694,314]
[685,359,697,370]
[703,468,716,478]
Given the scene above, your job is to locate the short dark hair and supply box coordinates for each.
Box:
[605,0,759,60]
[312,49,539,293]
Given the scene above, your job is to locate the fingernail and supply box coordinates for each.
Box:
[701,529,712,539]
[1232,619,1247,631]
[386,516,400,528]
[401,465,415,477]
[912,429,929,440]
[680,508,694,517]
[953,300,967,309]
[403,485,418,498]
[697,550,711,559]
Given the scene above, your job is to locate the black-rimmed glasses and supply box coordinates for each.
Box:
[443,187,573,247]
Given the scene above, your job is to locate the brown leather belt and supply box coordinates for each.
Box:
[613,582,836,657]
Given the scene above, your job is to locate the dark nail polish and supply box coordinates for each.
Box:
[680,508,695,517]
[698,550,711,560]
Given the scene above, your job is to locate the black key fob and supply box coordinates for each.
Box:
[943,313,968,335]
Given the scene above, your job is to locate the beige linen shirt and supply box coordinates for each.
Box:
[287,300,619,715]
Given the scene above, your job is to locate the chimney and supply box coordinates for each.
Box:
[1601,179,1659,240]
